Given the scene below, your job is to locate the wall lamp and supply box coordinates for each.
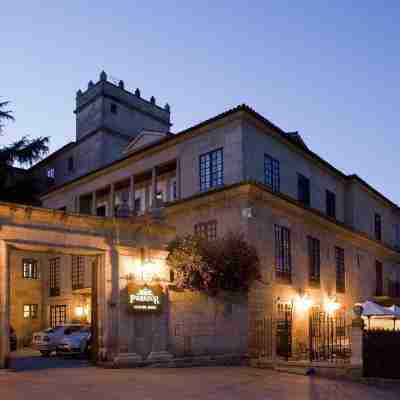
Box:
[295,292,313,313]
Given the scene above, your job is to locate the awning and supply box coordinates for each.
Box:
[357,301,396,317]
[387,305,400,317]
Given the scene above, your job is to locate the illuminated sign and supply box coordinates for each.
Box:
[127,284,163,313]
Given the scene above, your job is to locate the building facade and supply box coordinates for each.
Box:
[1,72,400,368]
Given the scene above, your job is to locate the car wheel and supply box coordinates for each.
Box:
[40,350,51,357]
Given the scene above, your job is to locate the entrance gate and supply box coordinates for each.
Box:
[276,303,293,360]
[249,317,273,358]
[249,303,293,360]
[309,307,350,362]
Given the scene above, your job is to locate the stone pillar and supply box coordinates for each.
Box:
[147,286,173,362]
[0,241,10,369]
[129,175,135,215]
[176,158,181,199]
[350,316,364,368]
[76,195,81,214]
[107,247,120,361]
[109,183,115,217]
[91,191,97,216]
[151,167,158,208]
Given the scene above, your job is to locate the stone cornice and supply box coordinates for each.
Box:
[164,181,400,260]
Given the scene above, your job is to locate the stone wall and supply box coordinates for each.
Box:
[9,250,46,347]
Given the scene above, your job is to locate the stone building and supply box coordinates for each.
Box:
[1,72,400,369]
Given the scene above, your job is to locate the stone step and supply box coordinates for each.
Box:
[274,365,314,376]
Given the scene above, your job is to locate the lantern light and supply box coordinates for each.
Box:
[296,293,313,312]
[75,306,85,318]
[324,297,341,315]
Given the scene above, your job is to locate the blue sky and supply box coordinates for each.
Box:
[1,1,399,203]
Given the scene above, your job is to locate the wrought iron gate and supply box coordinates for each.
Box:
[249,317,273,358]
[276,303,293,360]
[309,307,350,362]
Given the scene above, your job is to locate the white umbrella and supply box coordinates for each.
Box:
[360,301,395,317]
[357,301,396,329]
[387,305,400,317]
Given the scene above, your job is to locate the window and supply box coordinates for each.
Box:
[96,204,107,217]
[298,174,310,207]
[47,167,55,179]
[50,305,67,327]
[67,156,74,172]
[199,148,223,191]
[394,224,400,248]
[375,213,382,241]
[49,258,61,297]
[110,103,118,114]
[194,220,217,240]
[335,247,345,293]
[23,304,38,319]
[170,179,177,201]
[134,198,142,213]
[326,190,336,219]
[23,259,39,279]
[375,260,383,296]
[275,225,292,282]
[264,154,280,192]
[389,268,400,297]
[72,255,85,290]
[308,237,320,286]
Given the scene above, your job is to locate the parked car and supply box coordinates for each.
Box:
[32,324,88,357]
[56,326,91,357]
[10,326,17,352]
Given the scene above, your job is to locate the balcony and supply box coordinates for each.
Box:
[76,159,180,218]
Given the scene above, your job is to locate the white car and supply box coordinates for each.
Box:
[56,326,91,356]
[32,324,88,357]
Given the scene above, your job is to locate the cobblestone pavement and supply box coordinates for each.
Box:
[1,354,400,400]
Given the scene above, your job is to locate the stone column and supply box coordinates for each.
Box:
[109,183,115,217]
[91,191,97,216]
[76,195,81,214]
[176,158,181,199]
[350,316,364,368]
[151,167,158,208]
[0,241,10,369]
[107,246,120,361]
[129,175,135,215]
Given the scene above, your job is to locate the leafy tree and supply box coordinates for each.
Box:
[167,232,261,294]
[0,100,49,203]
[0,100,49,167]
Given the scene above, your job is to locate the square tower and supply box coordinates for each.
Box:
[75,71,171,141]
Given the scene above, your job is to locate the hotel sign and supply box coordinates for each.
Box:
[127,284,163,313]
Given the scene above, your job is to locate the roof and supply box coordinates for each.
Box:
[38,104,399,210]
[29,141,76,170]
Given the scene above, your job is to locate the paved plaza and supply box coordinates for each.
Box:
[1,353,399,400]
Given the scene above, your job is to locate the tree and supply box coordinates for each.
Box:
[167,232,261,294]
[0,100,49,203]
[0,100,49,167]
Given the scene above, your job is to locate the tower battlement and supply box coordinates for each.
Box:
[75,71,171,141]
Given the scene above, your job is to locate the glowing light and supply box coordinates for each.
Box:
[75,306,85,318]
[75,305,89,318]
[296,293,313,312]
[324,297,341,315]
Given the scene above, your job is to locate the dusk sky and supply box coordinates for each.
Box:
[2,2,399,203]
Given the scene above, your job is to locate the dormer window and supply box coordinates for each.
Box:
[110,103,118,114]
[67,156,74,172]
[47,167,55,179]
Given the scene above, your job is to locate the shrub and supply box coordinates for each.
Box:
[166,232,260,294]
